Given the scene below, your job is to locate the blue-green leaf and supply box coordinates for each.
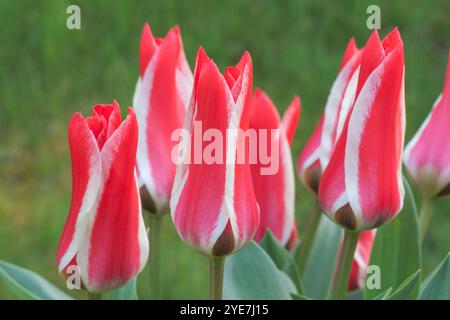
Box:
[419,253,450,300]
[387,269,421,300]
[0,260,73,300]
[302,217,342,299]
[224,241,292,300]
[259,231,303,294]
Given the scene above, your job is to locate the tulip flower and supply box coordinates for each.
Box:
[133,23,193,213]
[404,50,450,241]
[318,29,405,299]
[348,230,376,290]
[249,88,301,249]
[56,102,149,295]
[170,48,259,299]
[295,38,362,274]
[297,38,362,194]
[132,23,193,298]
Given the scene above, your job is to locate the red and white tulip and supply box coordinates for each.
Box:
[249,88,301,249]
[297,38,362,193]
[56,102,149,293]
[170,48,259,256]
[133,23,193,213]
[404,50,450,198]
[318,29,406,231]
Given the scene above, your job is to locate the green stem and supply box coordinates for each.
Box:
[295,200,321,275]
[419,196,435,243]
[149,214,163,299]
[88,292,102,300]
[209,256,225,300]
[330,230,360,300]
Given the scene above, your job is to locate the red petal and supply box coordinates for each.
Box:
[282,96,301,146]
[80,109,147,292]
[140,23,159,77]
[339,38,359,71]
[56,113,101,272]
[171,60,229,253]
[347,43,405,227]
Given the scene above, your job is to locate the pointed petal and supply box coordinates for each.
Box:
[282,96,301,145]
[320,48,362,169]
[140,23,159,77]
[134,26,189,211]
[345,44,405,229]
[355,30,385,97]
[56,114,102,273]
[78,109,149,292]
[171,60,230,254]
[339,38,359,71]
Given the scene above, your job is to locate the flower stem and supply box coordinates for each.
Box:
[295,200,321,275]
[209,256,225,300]
[149,213,163,299]
[419,196,436,243]
[88,292,102,300]
[330,230,359,300]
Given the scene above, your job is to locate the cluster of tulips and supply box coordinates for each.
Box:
[1,23,449,301]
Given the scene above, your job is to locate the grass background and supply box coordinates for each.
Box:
[0,0,449,299]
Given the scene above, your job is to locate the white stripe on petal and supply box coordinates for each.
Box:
[320,54,360,169]
[345,61,383,222]
[58,136,102,273]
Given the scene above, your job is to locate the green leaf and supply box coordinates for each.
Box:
[387,269,421,300]
[104,277,138,300]
[302,217,342,299]
[259,231,303,294]
[223,241,292,300]
[364,177,421,300]
[419,253,450,300]
[0,260,73,300]
[291,293,312,300]
[372,287,392,300]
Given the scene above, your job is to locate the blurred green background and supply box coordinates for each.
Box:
[0,0,449,299]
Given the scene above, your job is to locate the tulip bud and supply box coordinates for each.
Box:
[318,29,406,231]
[249,88,301,249]
[56,102,149,293]
[297,38,362,194]
[170,48,259,256]
[133,23,193,214]
[404,50,450,198]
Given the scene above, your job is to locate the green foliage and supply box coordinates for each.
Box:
[302,217,342,299]
[224,242,294,300]
[364,178,421,299]
[259,231,303,294]
[419,253,450,300]
[0,260,73,300]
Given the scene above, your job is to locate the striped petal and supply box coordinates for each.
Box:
[78,109,149,292]
[250,89,299,247]
[319,29,406,231]
[134,24,193,213]
[56,114,102,274]
[171,49,258,256]
[404,50,450,197]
